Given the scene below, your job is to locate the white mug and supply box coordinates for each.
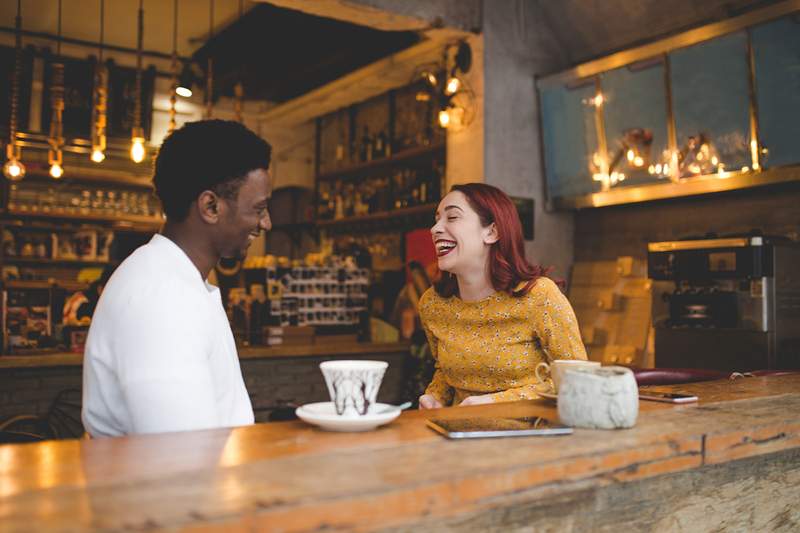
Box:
[535,359,601,393]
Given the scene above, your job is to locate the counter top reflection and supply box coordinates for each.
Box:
[0,342,411,370]
[1,375,799,531]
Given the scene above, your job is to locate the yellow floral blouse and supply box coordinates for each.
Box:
[419,277,587,405]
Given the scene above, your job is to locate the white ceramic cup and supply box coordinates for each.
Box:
[535,359,601,393]
[557,366,639,429]
[320,360,388,417]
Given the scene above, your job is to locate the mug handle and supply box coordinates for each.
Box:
[535,362,555,393]
[535,361,550,384]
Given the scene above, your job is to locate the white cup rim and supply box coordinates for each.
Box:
[320,360,388,371]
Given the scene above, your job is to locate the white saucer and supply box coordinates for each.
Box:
[295,402,402,432]
[537,391,558,402]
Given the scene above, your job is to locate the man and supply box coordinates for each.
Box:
[82,120,272,437]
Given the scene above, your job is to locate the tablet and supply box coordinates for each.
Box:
[426,416,573,439]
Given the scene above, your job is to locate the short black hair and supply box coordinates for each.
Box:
[153,120,272,221]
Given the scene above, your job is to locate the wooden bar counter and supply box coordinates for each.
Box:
[1,375,799,532]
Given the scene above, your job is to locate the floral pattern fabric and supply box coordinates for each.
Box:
[419,277,587,406]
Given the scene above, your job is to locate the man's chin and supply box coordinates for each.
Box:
[221,247,249,261]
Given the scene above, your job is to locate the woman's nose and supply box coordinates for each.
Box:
[260,211,272,232]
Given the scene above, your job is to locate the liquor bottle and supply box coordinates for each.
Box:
[359,126,372,162]
[374,130,387,159]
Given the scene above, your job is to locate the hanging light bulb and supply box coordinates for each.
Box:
[49,162,64,179]
[204,0,215,119]
[3,144,25,180]
[233,0,245,123]
[48,0,66,179]
[444,75,460,96]
[90,0,108,164]
[4,0,25,181]
[438,108,451,128]
[168,0,179,132]
[445,76,460,96]
[130,131,145,163]
[419,70,437,87]
[130,0,146,163]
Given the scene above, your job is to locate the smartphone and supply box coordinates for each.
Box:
[639,391,699,404]
[426,416,573,439]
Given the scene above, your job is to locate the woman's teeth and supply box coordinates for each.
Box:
[436,241,456,257]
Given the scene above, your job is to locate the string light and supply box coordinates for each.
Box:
[3,0,26,181]
[438,109,451,128]
[90,0,108,164]
[444,76,460,96]
[205,0,215,119]
[233,0,245,123]
[169,0,179,132]
[48,0,65,179]
[130,0,146,163]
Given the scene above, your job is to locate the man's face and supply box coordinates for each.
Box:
[217,168,272,259]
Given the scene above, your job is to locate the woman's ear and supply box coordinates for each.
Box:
[197,190,221,224]
[483,222,499,245]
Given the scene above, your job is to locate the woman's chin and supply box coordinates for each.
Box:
[437,256,456,272]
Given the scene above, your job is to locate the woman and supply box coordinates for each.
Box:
[418,183,587,408]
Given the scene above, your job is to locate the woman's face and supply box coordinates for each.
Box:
[430,191,497,275]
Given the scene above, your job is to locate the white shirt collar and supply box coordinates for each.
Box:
[149,234,219,295]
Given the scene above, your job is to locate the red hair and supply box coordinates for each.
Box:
[433,183,549,298]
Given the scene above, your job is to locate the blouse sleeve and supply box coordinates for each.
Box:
[489,278,587,403]
[419,291,454,406]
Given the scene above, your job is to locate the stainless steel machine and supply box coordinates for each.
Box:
[648,235,800,371]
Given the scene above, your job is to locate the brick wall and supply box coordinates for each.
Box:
[0,351,410,435]
[0,366,83,425]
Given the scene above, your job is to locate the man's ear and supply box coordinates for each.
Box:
[483,222,499,245]
[197,190,221,224]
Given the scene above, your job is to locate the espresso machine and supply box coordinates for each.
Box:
[648,235,800,371]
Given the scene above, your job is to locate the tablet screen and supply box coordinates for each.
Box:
[426,416,573,439]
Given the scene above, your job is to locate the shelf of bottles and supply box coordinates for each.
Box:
[2,179,163,230]
[315,82,446,231]
[317,150,444,225]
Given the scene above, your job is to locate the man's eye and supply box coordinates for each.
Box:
[447,216,457,221]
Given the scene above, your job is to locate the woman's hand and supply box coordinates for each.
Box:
[459,394,495,406]
[418,394,443,409]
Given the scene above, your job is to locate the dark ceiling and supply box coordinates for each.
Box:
[192,3,421,103]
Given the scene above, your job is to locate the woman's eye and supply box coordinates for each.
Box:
[447,216,457,222]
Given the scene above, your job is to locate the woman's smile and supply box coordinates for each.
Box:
[435,239,457,257]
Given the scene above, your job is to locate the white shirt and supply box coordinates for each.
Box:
[82,234,254,437]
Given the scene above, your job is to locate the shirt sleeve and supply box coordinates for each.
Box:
[419,292,454,406]
[112,286,222,434]
[489,278,588,404]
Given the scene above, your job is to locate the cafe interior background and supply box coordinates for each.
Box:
[0,0,798,438]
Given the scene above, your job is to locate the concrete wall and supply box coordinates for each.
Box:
[482,0,575,279]
[445,33,485,189]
